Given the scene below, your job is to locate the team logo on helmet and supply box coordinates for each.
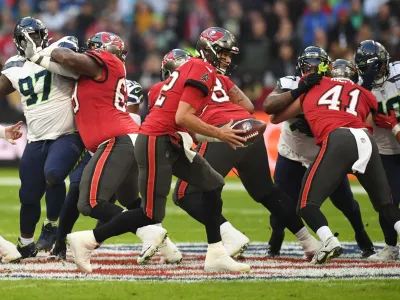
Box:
[201,28,225,42]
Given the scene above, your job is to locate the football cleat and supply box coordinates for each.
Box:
[367,245,399,261]
[266,230,285,257]
[221,225,250,257]
[36,222,58,251]
[204,241,250,272]
[49,240,67,260]
[300,234,322,260]
[159,236,182,264]
[136,225,167,265]
[67,231,99,273]
[355,229,375,258]
[311,236,342,265]
[0,236,21,263]
[17,238,38,259]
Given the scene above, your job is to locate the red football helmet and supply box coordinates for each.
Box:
[86,32,127,62]
[196,27,239,75]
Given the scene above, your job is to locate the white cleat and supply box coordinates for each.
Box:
[159,236,182,264]
[67,231,98,273]
[221,225,250,257]
[311,236,342,265]
[299,235,322,260]
[136,225,167,265]
[368,245,399,261]
[0,236,21,263]
[204,241,251,272]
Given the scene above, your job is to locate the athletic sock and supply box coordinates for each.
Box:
[19,237,34,246]
[203,190,223,244]
[295,226,311,241]
[316,226,333,243]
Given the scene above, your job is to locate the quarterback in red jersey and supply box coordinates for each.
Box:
[65,27,250,273]
[271,59,400,264]
[154,49,321,259]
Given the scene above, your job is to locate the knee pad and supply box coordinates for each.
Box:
[45,168,65,186]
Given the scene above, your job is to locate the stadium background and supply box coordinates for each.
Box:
[0,0,398,169]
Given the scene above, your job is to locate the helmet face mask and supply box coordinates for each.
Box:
[196,27,239,76]
[331,59,358,82]
[160,49,192,81]
[297,46,331,76]
[354,40,390,88]
[86,32,126,62]
[14,17,49,56]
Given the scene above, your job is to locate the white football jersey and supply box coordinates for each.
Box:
[276,76,319,167]
[2,55,76,142]
[371,62,400,155]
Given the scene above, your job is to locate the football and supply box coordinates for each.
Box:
[231,118,267,146]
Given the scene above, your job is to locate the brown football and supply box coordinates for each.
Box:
[231,118,267,146]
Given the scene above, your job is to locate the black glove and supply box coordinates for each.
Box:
[361,59,383,90]
[291,73,323,99]
[290,115,314,137]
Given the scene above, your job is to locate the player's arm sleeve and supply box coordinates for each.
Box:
[126,80,144,106]
[33,56,79,79]
[184,64,214,97]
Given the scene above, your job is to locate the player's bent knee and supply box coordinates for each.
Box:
[45,168,65,186]
[77,200,92,216]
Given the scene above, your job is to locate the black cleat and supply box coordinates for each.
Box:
[17,238,38,259]
[355,229,375,258]
[36,223,58,252]
[266,230,285,257]
[49,240,66,260]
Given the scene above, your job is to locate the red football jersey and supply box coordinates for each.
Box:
[148,81,164,110]
[199,74,252,126]
[140,57,216,136]
[300,77,377,145]
[72,50,139,152]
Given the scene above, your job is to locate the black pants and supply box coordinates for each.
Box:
[135,134,224,223]
[298,128,395,233]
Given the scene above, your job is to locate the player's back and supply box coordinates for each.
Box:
[199,74,252,126]
[302,76,377,144]
[141,57,216,136]
[1,55,76,141]
[73,49,138,152]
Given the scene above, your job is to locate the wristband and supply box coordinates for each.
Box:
[0,126,5,139]
[392,124,400,136]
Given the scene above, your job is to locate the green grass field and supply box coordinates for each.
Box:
[0,168,397,300]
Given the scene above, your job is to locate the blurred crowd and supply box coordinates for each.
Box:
[0,0,399,116]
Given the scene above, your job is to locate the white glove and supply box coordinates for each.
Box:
[20,31,40,61]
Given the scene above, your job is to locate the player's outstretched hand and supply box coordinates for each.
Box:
[217,120,247,149]
[374,111,398,130]
[20,31,38,60]
[302,73,323,90]
[3,121,23,145]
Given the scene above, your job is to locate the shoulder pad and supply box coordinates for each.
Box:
[2,56,26,71]
[277,76,300,91]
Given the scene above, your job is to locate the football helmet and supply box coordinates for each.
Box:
[86,32,127,62]
[13,17,49,56]
[196,27,239,75]
[297,46,331,76]
[331,59,358,83]
[160,49,192,81]
[354,40,390,88]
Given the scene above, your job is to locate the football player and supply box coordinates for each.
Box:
[355,40,400,260]
[270,59,400,264]
[60,27,251,273]
[24,31,181,271]
[263,46,375,258]
[0,17,86,258]
[155,47,321,259]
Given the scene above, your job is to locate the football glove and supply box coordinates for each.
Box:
[290,115,314,137]
[290,73,322,99]
[374,110,398,130]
